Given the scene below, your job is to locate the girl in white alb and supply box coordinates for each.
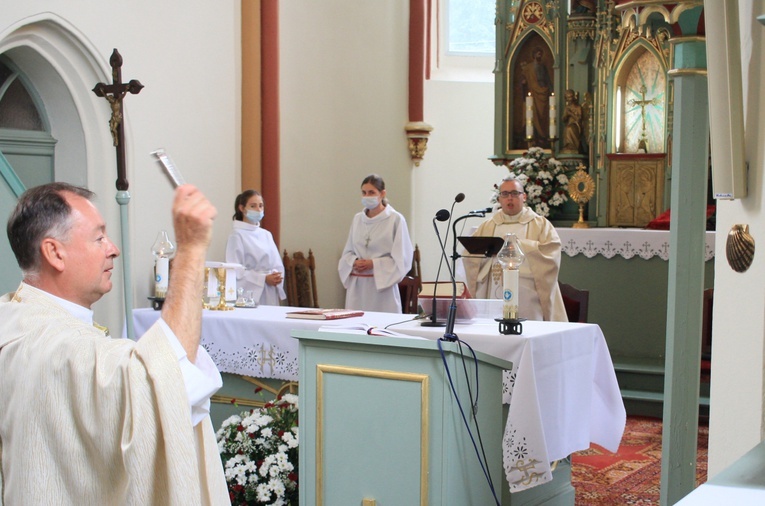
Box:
[225,190,286,306]
[338,174,414,313]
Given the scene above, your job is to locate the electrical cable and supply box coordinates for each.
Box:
[437,338,501,506]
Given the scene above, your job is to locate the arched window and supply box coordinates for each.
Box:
[0,57,56,190]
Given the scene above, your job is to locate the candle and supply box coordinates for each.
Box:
[549,93,557,139]
[526,93,533,138]
[502,268,519,319]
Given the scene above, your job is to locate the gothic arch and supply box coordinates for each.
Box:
[613,41,668,154]
[0,14,124,321]
[508,30,555,150]
[0,14,117,195]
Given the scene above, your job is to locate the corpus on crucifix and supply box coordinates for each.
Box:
[92,48,144,191]
[627,85,658,153]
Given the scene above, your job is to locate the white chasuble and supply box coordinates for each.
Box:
[226,220,286,306]
[463,207,567,322]
[338,205,414,313]
[0,284,229,505]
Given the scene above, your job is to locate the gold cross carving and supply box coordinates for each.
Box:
[627,85,659,153]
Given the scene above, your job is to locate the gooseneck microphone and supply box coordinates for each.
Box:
[469,207,493,216]
[422,193,464,327]
[442,206,493,341]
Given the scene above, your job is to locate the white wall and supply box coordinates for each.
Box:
[279,0,412,309]
[707,0,765,476]
[279,1,504,309]
[1,1,240,333]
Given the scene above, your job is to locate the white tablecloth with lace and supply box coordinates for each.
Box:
[397,319,625,493]
[132,307,624,493]
[557,227,716,261]
[132,306,414,380]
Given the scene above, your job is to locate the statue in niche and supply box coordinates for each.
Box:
[561,89,583,154]
[570,0,596,17]
[516,45,554,148]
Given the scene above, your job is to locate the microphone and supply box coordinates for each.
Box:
[442,207,491,341]
[422,194,464,327]
[469,207,493,215]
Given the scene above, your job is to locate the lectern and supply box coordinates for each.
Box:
[295,329,512,506]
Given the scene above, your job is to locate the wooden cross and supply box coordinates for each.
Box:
[92,49,144,191]
[627,85,658,152]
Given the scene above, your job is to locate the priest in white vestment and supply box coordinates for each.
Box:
[0,183,229,505]
[338,174,414,313]
[225,189,286,306]
[463,176,567,322]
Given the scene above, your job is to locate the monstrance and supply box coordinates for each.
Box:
[567,163,595,229]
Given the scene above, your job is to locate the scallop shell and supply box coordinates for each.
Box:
[726,224,755,273]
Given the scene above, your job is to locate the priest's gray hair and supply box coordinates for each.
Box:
[7,182,95,278]
[499,172,526,191]
[501,173,526,190]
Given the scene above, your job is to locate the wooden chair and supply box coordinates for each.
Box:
[407,244,422,291]
[282,249,318,308]
[398,275,420,314]
[559,282,590,323]
[701,288,714,360]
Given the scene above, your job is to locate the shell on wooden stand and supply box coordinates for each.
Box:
[726,224,755,273]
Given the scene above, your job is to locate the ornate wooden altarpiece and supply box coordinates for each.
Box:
[490,0,705,227]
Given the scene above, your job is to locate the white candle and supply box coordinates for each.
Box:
[155,257,169,298]
[526,93,533,138]
[502,268,519,319]
[549,93,557,138]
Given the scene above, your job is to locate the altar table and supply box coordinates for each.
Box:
[557,227,716,261]
[132,306,625,493]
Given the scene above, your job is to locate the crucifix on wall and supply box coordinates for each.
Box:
[627,85,659,153]
[92,48,144,191]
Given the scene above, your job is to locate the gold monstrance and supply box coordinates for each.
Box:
[567,163,596,229]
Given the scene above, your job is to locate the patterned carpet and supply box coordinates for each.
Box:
[571,416,708,505]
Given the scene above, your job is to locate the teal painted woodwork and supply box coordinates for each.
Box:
[672,41,707,70]
[559,254,713,360]
[295,330,512,506]
[0,151,24,294]
[661,73,710,506]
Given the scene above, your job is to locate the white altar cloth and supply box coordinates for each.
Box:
[398,319,625,491]
[132,306,625,493]
[556,227,716,261]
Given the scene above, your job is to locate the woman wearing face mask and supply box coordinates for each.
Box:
[338,174,414,313]
[225,190,286,306]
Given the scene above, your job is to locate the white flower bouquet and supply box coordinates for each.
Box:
[217,394,299,505]
[503,147,569,218]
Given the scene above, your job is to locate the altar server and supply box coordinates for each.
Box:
[225,189,286,306]
[463,175,567,321]
[338,174,414,313]
[0,183,228,504]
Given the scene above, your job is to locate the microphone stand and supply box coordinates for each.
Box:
[442,211,489,341]
[423,199,462,327]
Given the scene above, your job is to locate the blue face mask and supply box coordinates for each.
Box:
[246,210,264,223]
[361,197,380,210]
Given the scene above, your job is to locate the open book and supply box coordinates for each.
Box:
[318,323,425,339]
[285,308,364,320]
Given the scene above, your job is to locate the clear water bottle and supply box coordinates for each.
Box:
[151,230,176,299]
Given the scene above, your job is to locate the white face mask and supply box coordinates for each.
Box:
[361,196,380,210]
[246,210,264,223]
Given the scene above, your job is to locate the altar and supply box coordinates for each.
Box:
[555,227,715,361]
[133,305,625,498]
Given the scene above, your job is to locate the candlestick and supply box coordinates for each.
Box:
[549,92,557,139]
[526,93,533,138]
